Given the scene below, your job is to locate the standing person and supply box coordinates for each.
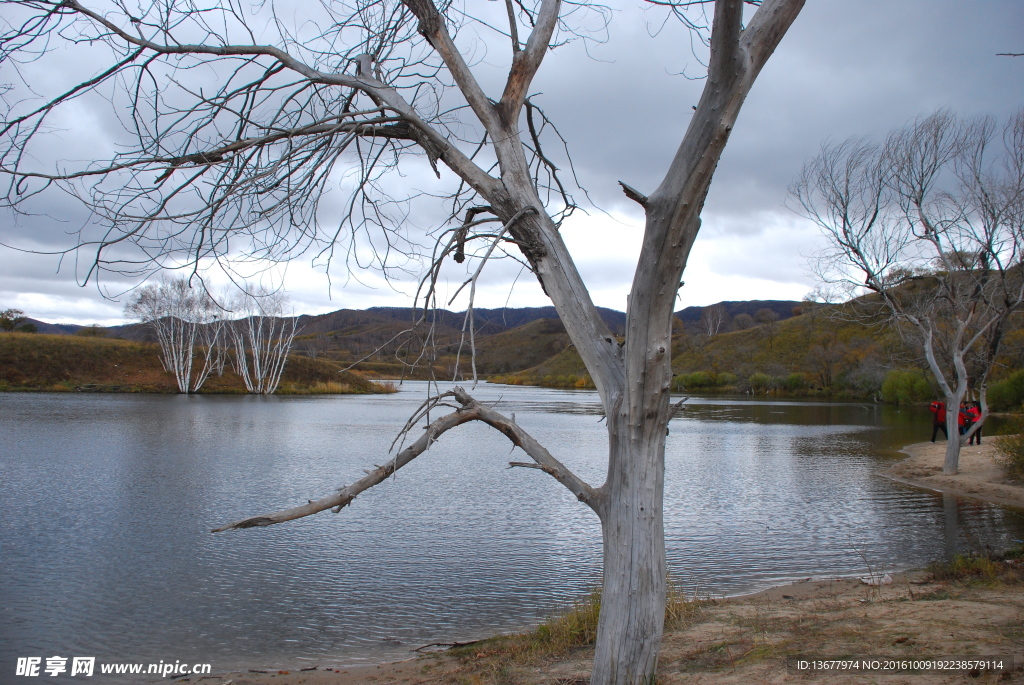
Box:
[967,402,982,445]
[929,400,948,442]
[958,403,969,436]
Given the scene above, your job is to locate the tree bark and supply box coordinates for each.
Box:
[592,415,668,683]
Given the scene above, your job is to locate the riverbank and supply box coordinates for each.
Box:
[191,563,1024,684]
[883,441,1024,510]
[0,332,394,394]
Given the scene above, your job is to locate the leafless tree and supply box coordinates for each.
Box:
[124,276,224,392]
[228,289,299,394]
[794,110,1024,475]
[806,340,846,390]
[732,312,755,330]
[0,0,806,680]
[296,333,329,360]
[699,303,728,337]
[754,306,779,349]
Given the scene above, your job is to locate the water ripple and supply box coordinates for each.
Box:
[1,385,1022,678]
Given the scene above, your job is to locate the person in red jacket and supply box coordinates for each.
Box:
[967,401,982,445]
[929,400,947,442]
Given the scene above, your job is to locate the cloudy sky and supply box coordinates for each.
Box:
[1,0,1022,325]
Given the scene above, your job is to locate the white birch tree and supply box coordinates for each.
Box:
[794,110,1024,475]
[124,277,225,393]
[228,289,299,395]
[1,0,806,681]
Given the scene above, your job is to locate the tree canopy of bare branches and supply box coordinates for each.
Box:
[794,109,1024,475]
[1,0,806,681]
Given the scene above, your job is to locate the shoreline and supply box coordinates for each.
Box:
[186,569,1024,685]
[880,440,1024,511]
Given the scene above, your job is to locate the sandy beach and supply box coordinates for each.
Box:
[175,442,1024,685]
[882,441,1024,511]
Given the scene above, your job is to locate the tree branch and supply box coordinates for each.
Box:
[212,387,599,531]
[499,0,561,120]
[618,181,649,207]
[400,0,502,136]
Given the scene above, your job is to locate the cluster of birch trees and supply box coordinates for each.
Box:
[125,278,299,394]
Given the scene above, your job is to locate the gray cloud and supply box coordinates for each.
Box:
[2,0,1022,323]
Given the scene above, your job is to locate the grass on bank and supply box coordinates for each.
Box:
[0,332,394,394]
[439,582,710,683]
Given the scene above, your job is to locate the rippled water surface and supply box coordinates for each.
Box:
[2,384,1023,677]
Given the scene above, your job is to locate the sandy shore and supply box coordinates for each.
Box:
[882,440,1024,511]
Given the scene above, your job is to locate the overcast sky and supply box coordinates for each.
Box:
[1,0,1022,325]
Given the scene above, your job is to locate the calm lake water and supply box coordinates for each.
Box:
[2,383,1023,679]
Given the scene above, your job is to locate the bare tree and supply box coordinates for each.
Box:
[732,312,755,330]
[0,0,806,680]
[228,289,299,395]
[699,303,728,337]
[754,306,779,349]
[296,333,329,360]
[794,110,1024,475]
[124,277,225,393]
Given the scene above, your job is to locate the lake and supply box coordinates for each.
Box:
[2,383,1023,678]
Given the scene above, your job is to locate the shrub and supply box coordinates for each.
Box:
[683,371,714,388]
[995,421,1024,481]
[928,553,1001,581]
[749,372,772,393]
[987,369,1024,411]
[881,369,931,404]
[780,372,807,392]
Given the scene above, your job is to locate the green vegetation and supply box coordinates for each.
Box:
[987,369,1024,411]
[0,332,393,394]
[880,369,932,404]
[994,422,1024,481]
[926,546,1024,585]
[447,582,708,673]
[672,371,737,392]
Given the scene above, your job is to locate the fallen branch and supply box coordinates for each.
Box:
[412,639,486,653]
[213,387,599,532]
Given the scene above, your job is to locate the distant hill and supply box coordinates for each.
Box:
[23,318,85,335]
[357,305,627,335]
[22,300,878,391]
[673,300,803,325]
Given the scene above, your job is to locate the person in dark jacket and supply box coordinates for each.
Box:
[929,400,947,442]
[967,401,982,445]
